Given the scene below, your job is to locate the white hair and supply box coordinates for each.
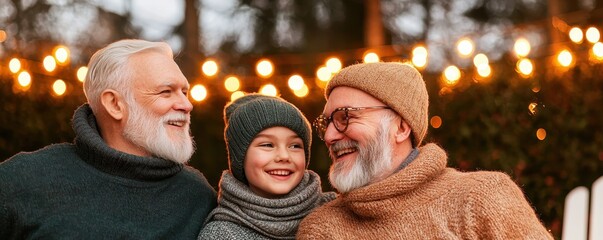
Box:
[83,39,173,113]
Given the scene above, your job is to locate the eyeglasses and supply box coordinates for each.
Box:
[313,106,391,141]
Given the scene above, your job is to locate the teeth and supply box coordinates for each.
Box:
[267,170,292,176]
[336,148,356,158]
[167,120,186,127]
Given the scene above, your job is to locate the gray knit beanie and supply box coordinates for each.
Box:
[325,62,429,147]
[224,94,312,184]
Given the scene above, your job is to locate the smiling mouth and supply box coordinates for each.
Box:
[166,120,187,127]
[266,170,293,176]
[332,147,357,159]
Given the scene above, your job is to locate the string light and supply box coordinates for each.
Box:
[256,59,274,78]
[53,46,69,64]
[411,45,428,69]
[569,27,584,43]
[224,76,240,92]
[517,58,534,77]
[514,38,531,58]
[43,55,57,72]
[0,29,6,43]
[363,52,380,63]
[76,66,88,82]
[456,38,474,57]
[292,84,309,97]
[316,66,331,82]
[476,64,492,78]
[557,49,573,67]
[190,84,207,102]
[17,71,32,88]
[592,42,603,60]
[443,65,461,86]
[259,84,277,96]
[430,116,442,128]
[287,74,304,91]
[52,79,66,96]
[586,27,600,43]
[230,91,245,101]
[202,59,219,77]
[473,53,489,68]
[9,58,21,73]
[325,57,342,73]
[536,128,547,140]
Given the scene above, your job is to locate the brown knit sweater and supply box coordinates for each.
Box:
[297,143,553,239]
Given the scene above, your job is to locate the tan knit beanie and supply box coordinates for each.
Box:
[325,62,429,147]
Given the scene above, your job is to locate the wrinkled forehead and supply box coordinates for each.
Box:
[324,86,386,113]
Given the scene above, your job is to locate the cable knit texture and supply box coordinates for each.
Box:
[0,104,217,239]
[297,143,553,240]
[198,170,336,240]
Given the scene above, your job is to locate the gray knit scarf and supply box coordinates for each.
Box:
[205,170,335,239]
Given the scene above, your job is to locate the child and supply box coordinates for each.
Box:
[198,94,335,240]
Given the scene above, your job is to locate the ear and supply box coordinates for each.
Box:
[100,89,127,121]
[394,119,412,144]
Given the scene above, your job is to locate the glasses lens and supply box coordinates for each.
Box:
[331,109,348,132]
[314,116,327,140]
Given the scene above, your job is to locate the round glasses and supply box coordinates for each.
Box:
[313,106,391,140]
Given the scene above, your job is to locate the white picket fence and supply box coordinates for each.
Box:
[562,176,603,240]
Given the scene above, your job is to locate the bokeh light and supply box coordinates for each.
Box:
[17,71,32,88]
[412,45,428,69]
[430,116,442,129]
[476,64,492,78]
[9,58,21,73]
[52,79,67,96]
[536,128,547,140]
[456,38,474,57]
[43,55,57,72]
[592,42,603,60]
[316,66,332,82]
[363,52,380,63]
[259,84,278,96]
[569,27,584,43]
[586,27,601,43]
[514,38,531,58]
[443,65,461,86]
[230,91,245,102]
[326,57,342,73]
[0,29,6,43]
[202,59,219,77]
[54,46,70,64]
[288,74,304,91]
[293,84,309,98]
[256,59,274,78]
[557,49,573,67]
[473,53,489,67]
[77,66,88,82]
[190,84,207,102]
[224,76,240,92]
[517,58,534,77]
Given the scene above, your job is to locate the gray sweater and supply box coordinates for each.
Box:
[198,171,335,239]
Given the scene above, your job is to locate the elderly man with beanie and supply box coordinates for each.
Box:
[199,94,335,240]
[296,62,552,239]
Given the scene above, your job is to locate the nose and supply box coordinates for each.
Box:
[323,122,343,146]
[175,92,193,113]
[275,147,291,162]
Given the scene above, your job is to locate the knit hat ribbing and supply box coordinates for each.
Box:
[224,94,312,184]
[325,62,429,147]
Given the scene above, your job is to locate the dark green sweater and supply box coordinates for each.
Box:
[0,104,217,239]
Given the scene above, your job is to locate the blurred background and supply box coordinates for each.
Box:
[1,0,603,238]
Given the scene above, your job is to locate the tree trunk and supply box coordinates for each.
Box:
[178,0,201,80]
[364,0,384,47]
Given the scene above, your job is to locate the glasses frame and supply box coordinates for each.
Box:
[313,106,391,140]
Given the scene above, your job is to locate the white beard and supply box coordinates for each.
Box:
[329,119,393,193]
[123,103,195,164]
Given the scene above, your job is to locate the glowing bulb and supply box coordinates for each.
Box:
[288,74,304,91]
[77,66,88,82]
[476,64,492,78]
[593,42,603,59]
[54,46,69,64]
[293,84,309,97]
[412,46,428,69]
[259,84,277,96]
[43,55,57,72]
[256,59,274,78]
[430,116,442,129]
[18,71,31,87]
[517,58,534,77]
[557,50,573,67]
[473,53,489,67]
[53,79,67,96]
[443,65,461,86]
[456,38,474,57]
[316,66,331,82]
[514,38,531,58]
[9,58,21,73]
[586,27,600,43]
[230,91,245,101]
[190,84,207,102]
[569,27,584,43]
[326,57,342,73]
[536,128,546,140]
[224,76,240,92]
[363,52,380,63]
[201,60,219,77]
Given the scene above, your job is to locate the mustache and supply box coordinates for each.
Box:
[329,140,358,159]
[160,112,190,125]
